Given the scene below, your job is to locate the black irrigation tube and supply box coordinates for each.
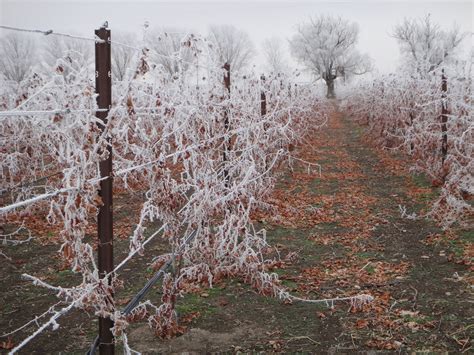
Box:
[86,229,198,355]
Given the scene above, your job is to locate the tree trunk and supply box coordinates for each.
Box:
[326,79,335,98]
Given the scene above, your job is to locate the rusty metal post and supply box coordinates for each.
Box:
[95,25,114,355]
[260,74,269,170]
[260,74,266,117]
[441,69,448,165]
[223,63,230,111]
[223,63,230,186]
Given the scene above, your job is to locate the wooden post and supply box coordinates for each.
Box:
[441,69,448,165]
[95,25,114,355]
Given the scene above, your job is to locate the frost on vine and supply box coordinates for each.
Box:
[0,30,350,351]
[342,63,473,229]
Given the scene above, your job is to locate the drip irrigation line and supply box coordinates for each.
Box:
[86,229,198,355]
[6,223,169,352]
[123,229,197,315]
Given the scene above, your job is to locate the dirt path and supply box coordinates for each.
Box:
[1,109,472,353]
[129,109,472,353]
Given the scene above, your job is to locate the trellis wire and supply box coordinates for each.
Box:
[0,25,104,43]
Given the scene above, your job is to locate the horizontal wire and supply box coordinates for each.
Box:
[0,108,108,117]
[0,25,105,43]
[0,187,77,214]
[12,221,170,353]
[0,171,62,196]
[12,80,56,112]
[109,39,141,52]
[0,80,293,212]
[0,105,291,214]
[109,39,209,70]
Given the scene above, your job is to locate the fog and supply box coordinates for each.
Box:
[0,0,472,74]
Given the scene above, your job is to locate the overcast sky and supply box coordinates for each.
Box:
[0,0,472,74]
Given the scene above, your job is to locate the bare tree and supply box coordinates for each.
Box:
[0,32,36,83]
[146,28,195,77]
[208,25,256,72]
[393,14,466,75]
[112,32,137,81]
[261,37,289,75]
[290,15,371,98]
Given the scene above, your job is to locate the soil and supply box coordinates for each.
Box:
[1,108,472,353]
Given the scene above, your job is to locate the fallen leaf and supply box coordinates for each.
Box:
[0,338,14,350]
[355,319,369,328]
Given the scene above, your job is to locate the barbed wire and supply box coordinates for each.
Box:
[0,25,105,43]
